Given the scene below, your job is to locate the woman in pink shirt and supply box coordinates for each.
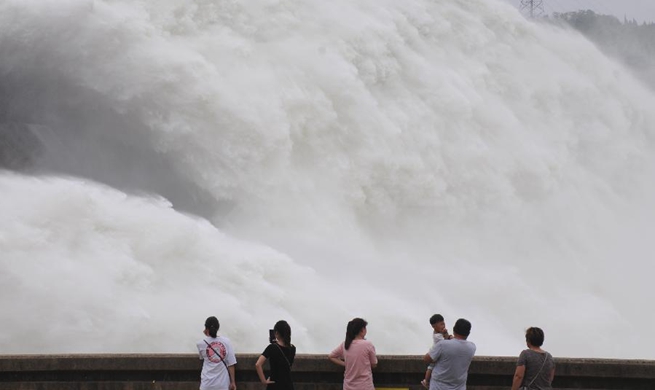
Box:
[328,318,378,390]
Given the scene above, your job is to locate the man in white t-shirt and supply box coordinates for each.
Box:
[423,318,476,390]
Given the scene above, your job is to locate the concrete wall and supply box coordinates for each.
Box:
[1,354,654,390]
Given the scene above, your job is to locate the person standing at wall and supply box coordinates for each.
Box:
[423,318,476,390]
[421,314,453,388]
[197,316,237,390]
[511,327,555,390]
[328,318,378,390]
[255,320,296,390]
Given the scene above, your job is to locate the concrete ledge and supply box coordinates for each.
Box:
[1,354,654,390]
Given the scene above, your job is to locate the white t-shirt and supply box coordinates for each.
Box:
[429,333,446,354]
[196,336,237,390]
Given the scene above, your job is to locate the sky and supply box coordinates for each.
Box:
[502,0,655,23]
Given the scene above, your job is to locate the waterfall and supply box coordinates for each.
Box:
[1,0,653,358]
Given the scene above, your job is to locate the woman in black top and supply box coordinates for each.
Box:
[255,320,296,390]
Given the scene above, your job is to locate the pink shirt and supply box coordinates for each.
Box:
[329,339,377,390]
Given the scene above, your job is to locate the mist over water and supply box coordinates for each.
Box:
[1,0,654,358]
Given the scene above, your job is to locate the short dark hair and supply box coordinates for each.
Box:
[429,314,445,325]
[525,327,545,347]
[453,318,471,337]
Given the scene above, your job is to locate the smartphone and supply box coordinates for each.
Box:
[269,329,276,344]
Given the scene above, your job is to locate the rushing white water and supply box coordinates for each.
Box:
[1,0,654,359]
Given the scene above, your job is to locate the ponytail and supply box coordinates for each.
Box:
[344,318,368,350]
[205,316,220,338]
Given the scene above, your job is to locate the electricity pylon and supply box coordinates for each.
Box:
[520,0,545,18]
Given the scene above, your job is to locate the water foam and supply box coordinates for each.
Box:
[1,0,654,358]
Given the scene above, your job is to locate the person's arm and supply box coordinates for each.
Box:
[423,367,432,382]
[329,344,346,367]
[511,365,525,390]
[224,339,238,390]
[424,341,442,364]
[228,364,237,390]
[423,353,433,363]
[329,355,346,367]
[424,336,441,363]
[196,342,205,360]
[369,343,378,369]
[549,367,555,382]
[255,355,274,384]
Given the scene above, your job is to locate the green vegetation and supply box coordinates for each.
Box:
[550,10,655,88]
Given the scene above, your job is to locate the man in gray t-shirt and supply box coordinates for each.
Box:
[423,318,476,390]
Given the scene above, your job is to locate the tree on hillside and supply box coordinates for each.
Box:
[550,10,655,89]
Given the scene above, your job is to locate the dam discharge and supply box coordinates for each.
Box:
[1,0,653,358]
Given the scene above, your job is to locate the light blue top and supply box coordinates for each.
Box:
[429,338,476,390]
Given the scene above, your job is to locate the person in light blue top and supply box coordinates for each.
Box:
[423,318,476,390]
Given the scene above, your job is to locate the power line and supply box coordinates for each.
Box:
[520,0,545,18]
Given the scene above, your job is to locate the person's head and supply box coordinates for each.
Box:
[204,316,220,338]
[345,318,368,350]
[274,320,292,346]
[429,314,446,334]
[525,327,545,347]
[453,318,471,339]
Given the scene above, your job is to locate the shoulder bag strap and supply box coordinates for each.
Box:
[526,352,549,389]
[204,339,232,382]
[275,343,292,368]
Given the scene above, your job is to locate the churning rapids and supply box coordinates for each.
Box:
[1,0,654,359]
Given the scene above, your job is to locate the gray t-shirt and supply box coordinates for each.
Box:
[517,349,555,390]
[429,339,476,390]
